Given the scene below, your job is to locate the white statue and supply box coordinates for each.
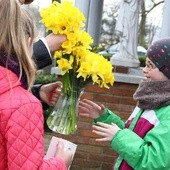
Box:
[115,0,141,62]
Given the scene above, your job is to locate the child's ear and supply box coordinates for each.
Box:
[27,37,32,46]
[27,37,33,55]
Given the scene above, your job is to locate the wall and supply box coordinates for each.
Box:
[44,81,139,170]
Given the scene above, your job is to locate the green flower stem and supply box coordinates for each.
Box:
[57,96,69,133]
[47,57,83,135]
[47,95,68,132]
[47,88,80,135]
[69,90,77,133]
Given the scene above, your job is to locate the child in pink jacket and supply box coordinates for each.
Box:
[0,0,72,169]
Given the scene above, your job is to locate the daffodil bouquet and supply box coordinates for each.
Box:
[40,1,114,135]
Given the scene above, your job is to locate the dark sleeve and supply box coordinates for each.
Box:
[33,40,52,69]
[31,84,49,110]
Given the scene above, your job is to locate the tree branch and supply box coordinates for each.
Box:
[145,1,164,15]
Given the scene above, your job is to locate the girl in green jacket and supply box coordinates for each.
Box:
[79,38,170,170]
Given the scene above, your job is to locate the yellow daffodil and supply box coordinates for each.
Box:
[57,56,73,75]
[54,51,62,59]
[41,0,115,135]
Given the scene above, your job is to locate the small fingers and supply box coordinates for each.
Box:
[79,101,91,109]
[92,124,107,132]
[79,113,90,117]
[57,140,64,149]
[92,129,107,137]
[96,122,112,128]
[78,105,90,113]
[96,137,109,142]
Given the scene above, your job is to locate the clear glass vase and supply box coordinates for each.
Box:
[46,88,83,135]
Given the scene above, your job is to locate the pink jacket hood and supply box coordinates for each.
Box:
[0,66,67,170]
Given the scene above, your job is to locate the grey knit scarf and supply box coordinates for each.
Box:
[133,80,170,109]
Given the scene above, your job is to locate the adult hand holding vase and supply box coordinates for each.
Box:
[40,1,114,135]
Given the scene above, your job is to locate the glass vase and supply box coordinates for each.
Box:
[46,88,83,135]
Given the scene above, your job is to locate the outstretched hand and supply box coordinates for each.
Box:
[92,122,120,142]
[78,99,105,119]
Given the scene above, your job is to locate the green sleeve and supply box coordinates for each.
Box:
[93,109,125,129]
[112,116,170,169]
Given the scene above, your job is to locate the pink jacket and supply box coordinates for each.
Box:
[0,66,67,170]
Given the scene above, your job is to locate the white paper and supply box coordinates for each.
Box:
[45,136,77,169]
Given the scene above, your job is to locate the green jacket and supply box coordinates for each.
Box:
[94,106,170,170]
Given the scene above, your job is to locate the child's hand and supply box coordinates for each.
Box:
[92,122,120,141]
[39,81,62,106]
[78,99,105,119]
[55,140,73,169]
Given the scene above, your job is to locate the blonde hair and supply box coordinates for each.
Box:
[0,0,37,90]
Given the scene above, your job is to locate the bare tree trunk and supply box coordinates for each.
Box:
[138,0,164,48]
[139,1,147,48]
